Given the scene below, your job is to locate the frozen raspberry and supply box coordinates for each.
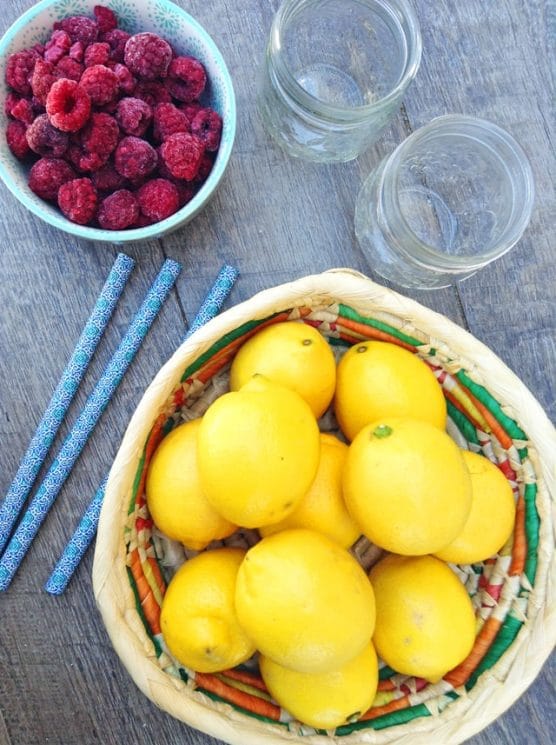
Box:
[55,56,84,81]
[6,120,30,160]
[66,143,107,173]
[115,97,152,137]
[160,132,203,180]
[91,162,127,192]
[69,41,85,62]
[165,56,206,102]
[133,211,154,228]
[133,80,171,107]
[114,136,158,180]
[26,113,68,157]
[32,44,46,57]
[94,5,118,34]
[4,92,21,118]
[44,30,71,64]
[124,33,172,81]
[28,157,76,200]
[84,42,111,67]
[112,63,136,95]
[55,16,99,45]
[195,152,214,183]
[6,49,39,96]
[81,112,119,155]
[80,64,119,106]
[173,180,196,207]
[98,188,139,229]
[58,177,98,224]
[137,178,179,221]
[10,98,34,125]
[100,28,130,63]
[191,108,222,152]
[31,59,56,104]
[153,102,188,142]
[180,101,203,124]
[46,78,91,132]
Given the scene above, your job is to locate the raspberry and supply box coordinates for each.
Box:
[133,80,171,107]
[28,157,76,200]
[174,180,196,207]
[159,132,203,180]
[6,49,38,96]
[124,33,172,81]
[44,30,71,64]
[5,92,21,118]
[80,64,119,106]
[195,152,214,183]
[133,211,154,228]
[115,97,152,137]
[84,42,111,67]
[98,188,139,229]
[6,120,30,160]
[91,162,127,192]
[69,41,85,62]
[81,112,119,156]
[46,78,91,132]
[191,107,222,152]
[180,101,203,124]
[100,29,130,63]
[137,178,180,221]
[54,57,84,81]
[57,177,98,224]
[31,58,56,104]
[153,102,188,142]
[165,56,206,102]
[55,16,99,46]
[10,98,34,125]
[114,136,158,180]
[94,6,118,34]
[112,63,136,95]
[26,113,69,157]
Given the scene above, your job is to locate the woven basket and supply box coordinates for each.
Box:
[93,270,556,745]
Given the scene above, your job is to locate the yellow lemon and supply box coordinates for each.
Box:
[146,419,236,551]
[160,547,256,673]
[343,418,472,555]
[369,554,476,683]
[435,450,516,564]
[335,340,447,441]
[259,433,360,548]
[259,642,379,729]
[230,321,336,418]
[197,376,320,528]
[235,528,376,673]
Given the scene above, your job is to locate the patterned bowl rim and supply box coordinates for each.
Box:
[0,0,237,243]
[93,269,556,745]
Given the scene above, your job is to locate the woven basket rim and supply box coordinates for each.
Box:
[92,269,556,745]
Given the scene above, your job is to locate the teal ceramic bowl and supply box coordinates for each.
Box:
[0,0,236,243]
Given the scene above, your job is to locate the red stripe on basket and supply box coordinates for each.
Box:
[195,672,281,720]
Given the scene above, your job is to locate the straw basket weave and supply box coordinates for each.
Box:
[93,270,556,745]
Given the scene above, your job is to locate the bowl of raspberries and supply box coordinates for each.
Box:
[0,0,236,241]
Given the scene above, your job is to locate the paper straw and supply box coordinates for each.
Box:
[0,253,135,556]
[0,259,182,590]
[44,264,239,595]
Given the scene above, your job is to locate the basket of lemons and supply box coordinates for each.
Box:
[93,269,555,745]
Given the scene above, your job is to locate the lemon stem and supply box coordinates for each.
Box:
[372,424,393,439]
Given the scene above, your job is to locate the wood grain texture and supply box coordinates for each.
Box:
[0,1,554,744]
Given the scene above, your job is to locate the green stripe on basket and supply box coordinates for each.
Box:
[338,304,422,346]
[336,703,431,735]
[455,371,527,440]
[180,312,284,382]
[465,614,523,690]
[129,451,145,515]
[524,482,540,584]
[379,665,397,680]
[446,401,481,444]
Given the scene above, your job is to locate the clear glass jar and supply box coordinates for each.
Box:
[354,115,535,289]
[257,0,422,163]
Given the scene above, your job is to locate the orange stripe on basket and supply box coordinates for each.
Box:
[443,615,502,688]
[129,548,161,634]
[136,413,166,508]
[336,318,416,351]
[221,668,269,692]
[468,396,513,450]
[377,678,397,692]
[360,693,411,720]
[195,672,281,720]
[147,555,166,596]
[509,494,526,576]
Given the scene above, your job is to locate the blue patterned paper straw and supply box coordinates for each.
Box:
[44,264,239,595]
[0,259,182,590]
[0,253,134,556]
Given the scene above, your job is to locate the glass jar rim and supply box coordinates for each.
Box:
[378,114,536,271]
[269,0,422,123]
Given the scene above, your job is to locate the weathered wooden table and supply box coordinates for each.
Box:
[0,1,554,743]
